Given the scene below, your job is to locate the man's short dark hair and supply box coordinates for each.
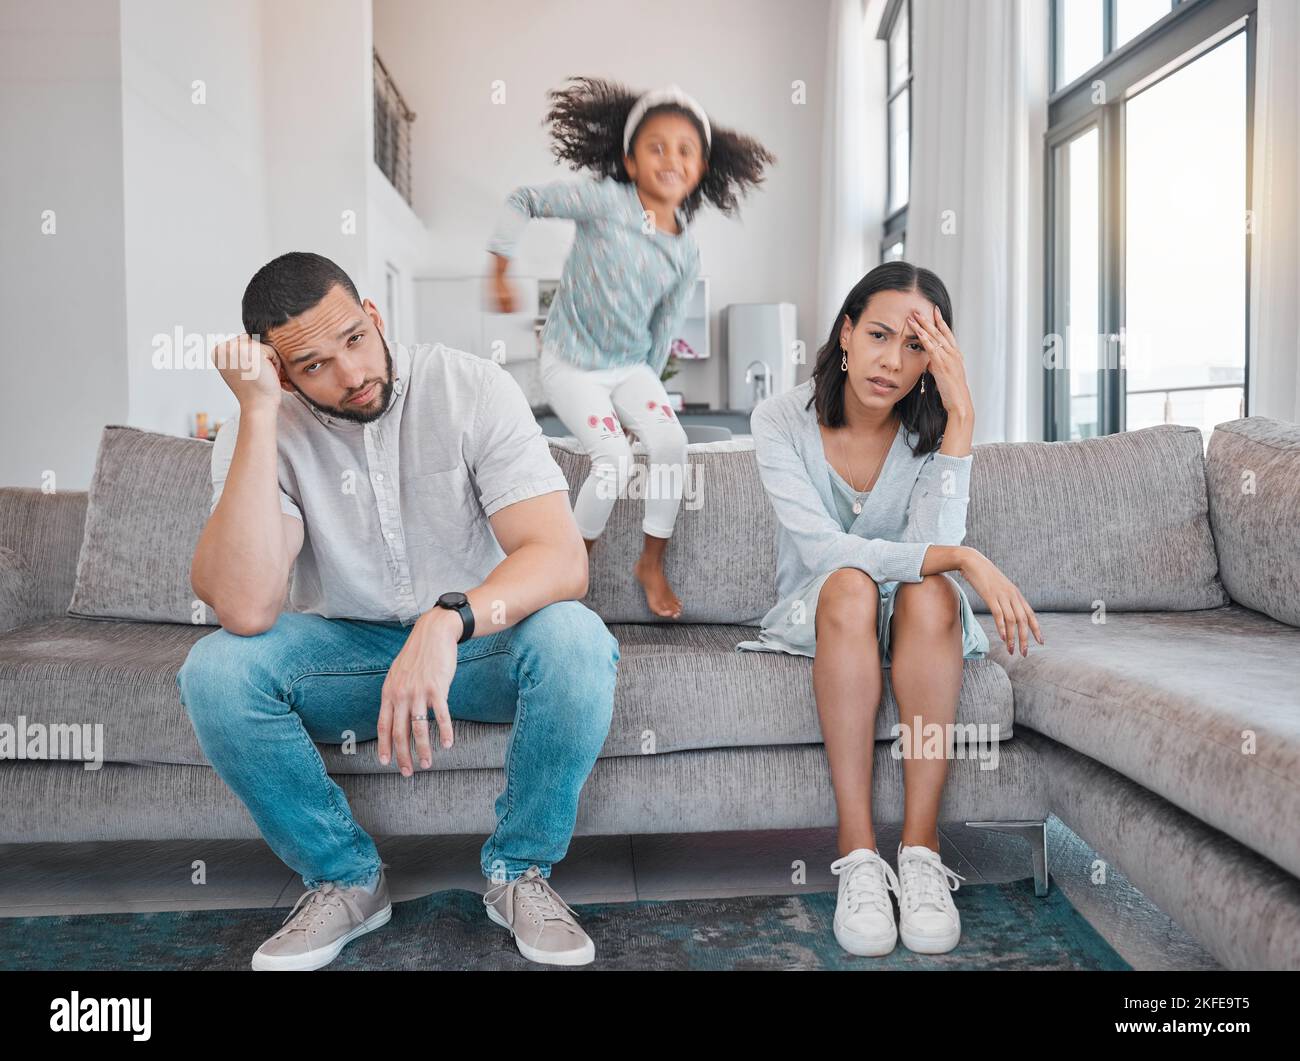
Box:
[241,252,362,339]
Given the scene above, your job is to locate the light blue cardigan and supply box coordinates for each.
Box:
[748,377,975,606]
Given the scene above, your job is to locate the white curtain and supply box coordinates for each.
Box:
[1249,0,1300,424]
[817,0,871,342]
[908,0,1046,443]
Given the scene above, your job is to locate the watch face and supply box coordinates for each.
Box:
[439,591,468,608]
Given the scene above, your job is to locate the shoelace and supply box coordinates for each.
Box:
[275,881,365,940]
[830,851,900,918]
[484,867,583,941]
[897,850,965,915]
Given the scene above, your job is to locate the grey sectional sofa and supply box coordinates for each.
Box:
[0,414,1296,969]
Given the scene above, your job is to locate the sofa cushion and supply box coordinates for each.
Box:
[549,437,780,623]
[0,487,89,628]
[0,616,1014,772]
[1205,417,1300,627]
[66,426,215,624]
[61,427,780,628]
[954,424,1229,613]
[0,546,31,635]
[975,605,1300,879]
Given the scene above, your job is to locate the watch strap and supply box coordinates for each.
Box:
[454,599,474,643]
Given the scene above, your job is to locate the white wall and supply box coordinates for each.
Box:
[8,0,830,486]
[0,0,130,490]
[372,0,832,409]
[122,0,431,438]
[259,0,372,295]
[120,0,271,440]
[364,136,436,347]
[1,0,1044,492]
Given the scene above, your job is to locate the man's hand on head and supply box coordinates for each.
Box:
[210,334,286,414]
[376,607,462,775]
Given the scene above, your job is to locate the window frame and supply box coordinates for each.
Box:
[879,0,912,262]
[1044,0,1256,441]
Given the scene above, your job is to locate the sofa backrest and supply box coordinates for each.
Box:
[66,425,213,625]
[1204,417,1300,628]
[0,487,87,633]
[548,437,778,623]
[56,426,783,626]
[551,424,1232,620]
[950,423,1229,613]
[17,415,1268,629]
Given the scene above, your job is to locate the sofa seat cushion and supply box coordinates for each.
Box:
[976,605,1300,878]
[597,622,1014,756]
[0,617,1013,772]
[0,617,209,767]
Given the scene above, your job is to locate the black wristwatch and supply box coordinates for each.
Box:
[435,591,475,644]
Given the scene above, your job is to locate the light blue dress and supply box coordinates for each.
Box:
[734,380,990,666]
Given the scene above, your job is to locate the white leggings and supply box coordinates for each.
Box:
[539,349,689,540]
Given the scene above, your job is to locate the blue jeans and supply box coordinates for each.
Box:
[175,599,619,890]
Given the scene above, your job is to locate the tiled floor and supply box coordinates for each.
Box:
[0,816,1219,970]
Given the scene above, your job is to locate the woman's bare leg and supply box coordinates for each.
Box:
[888,575,964,853]
[813,568,885,857]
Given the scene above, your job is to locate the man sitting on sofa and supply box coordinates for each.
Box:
[176,250,619,971]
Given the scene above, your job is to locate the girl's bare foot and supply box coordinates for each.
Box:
[634,533,682,618]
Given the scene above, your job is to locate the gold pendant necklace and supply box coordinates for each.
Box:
[840,427,892,516]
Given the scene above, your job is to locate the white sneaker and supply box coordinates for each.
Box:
[829,847,900,956]
[896,843,965,953]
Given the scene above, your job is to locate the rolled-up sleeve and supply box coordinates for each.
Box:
[901,448,972,546]
[209,417,302,521]
[467,362,571,517]
[750,401,929,584]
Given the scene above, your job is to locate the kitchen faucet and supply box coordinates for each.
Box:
[745,360,771,407]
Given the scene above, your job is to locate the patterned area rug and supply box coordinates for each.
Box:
[0,876,1129,970]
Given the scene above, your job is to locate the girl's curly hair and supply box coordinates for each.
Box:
[543,75,775,223]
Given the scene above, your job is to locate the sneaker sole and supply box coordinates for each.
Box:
[485,903,595,966]
[834,919,898,957]
[251,902,392,971]
[899,923,960,954]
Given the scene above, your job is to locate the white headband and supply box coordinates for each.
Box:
[623,84,712,157]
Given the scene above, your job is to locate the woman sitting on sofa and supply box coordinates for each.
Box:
[736,260,1042,957]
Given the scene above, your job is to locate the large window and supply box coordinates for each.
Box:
[1046,0,1254,445]
[1055,0,1182,89]
[879,0,911,262]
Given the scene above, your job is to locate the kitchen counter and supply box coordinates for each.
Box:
[532,405,754,439]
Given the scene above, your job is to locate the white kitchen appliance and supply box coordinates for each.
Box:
[725,302,797,411]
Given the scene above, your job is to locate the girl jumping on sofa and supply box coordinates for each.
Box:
[488,76,774,618]
[737,261,1043,957]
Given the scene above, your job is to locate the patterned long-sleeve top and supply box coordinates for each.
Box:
[487,175,701,378]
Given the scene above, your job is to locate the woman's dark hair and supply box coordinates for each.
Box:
[543,76,775,223]
[242,251,362,340]
[807,260,953,456]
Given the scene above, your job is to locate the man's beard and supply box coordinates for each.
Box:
[291,333,395,424]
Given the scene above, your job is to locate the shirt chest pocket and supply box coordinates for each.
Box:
[403,464,483,537]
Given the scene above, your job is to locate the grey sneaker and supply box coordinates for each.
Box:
[252,863,392,971]
[483,865,595,966]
